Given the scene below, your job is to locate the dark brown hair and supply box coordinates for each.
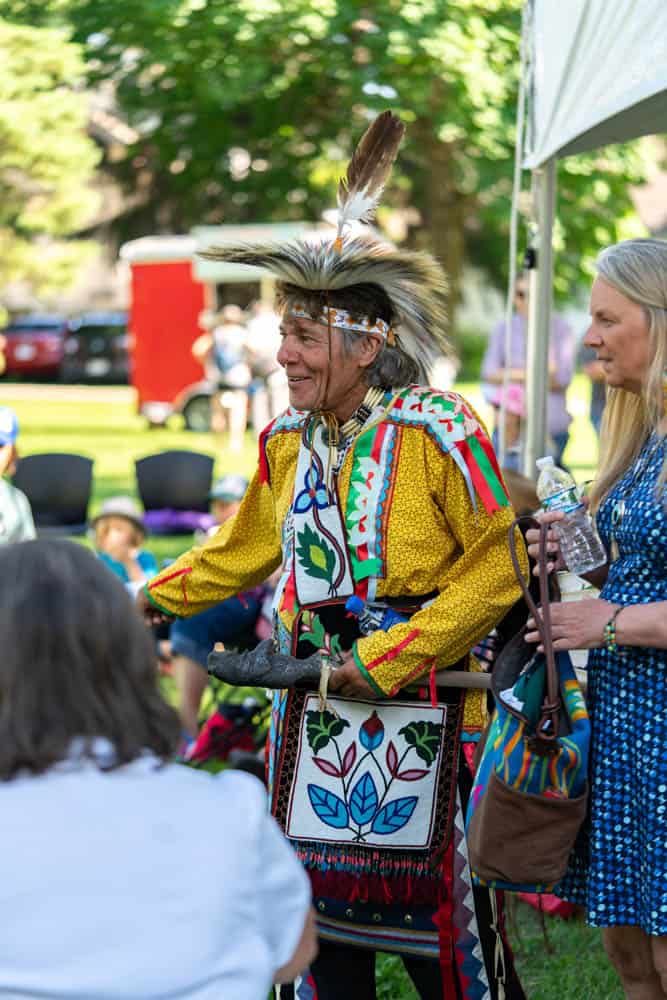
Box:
[0,539,180,780]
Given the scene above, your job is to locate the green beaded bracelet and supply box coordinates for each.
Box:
[603,606,626,657]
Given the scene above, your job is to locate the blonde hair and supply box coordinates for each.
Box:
[589,238,667,511]
[94,515,143,552]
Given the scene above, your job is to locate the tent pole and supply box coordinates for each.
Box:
[499,0,530,467]
[523,156,556,477]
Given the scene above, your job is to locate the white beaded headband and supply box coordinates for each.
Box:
[288,303,395,346]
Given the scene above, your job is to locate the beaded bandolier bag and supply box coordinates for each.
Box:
[157,113,525,998]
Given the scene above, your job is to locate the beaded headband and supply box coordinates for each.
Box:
[288,303,395,345]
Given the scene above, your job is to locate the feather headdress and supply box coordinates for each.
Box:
[199,112,450,381]
[200,236,449,381]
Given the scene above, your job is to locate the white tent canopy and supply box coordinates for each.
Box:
[524,0,667,169]
[518,0,667,474]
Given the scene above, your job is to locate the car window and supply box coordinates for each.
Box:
[72,324,126,339]
[4,323,63,333]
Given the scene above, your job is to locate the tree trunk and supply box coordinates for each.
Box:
[411,77,470,326]
[424,135,467,324]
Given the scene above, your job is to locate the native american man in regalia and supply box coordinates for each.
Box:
[140,112,527,1000]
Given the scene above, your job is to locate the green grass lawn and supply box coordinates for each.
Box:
[5,377,616,998]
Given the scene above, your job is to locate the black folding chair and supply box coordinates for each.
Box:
[135,450,214,534]
[13,453,93,536]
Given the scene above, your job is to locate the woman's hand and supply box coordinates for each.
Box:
[525,598,619,651]
[328,653,378,699]
[526,501,609,587]
[525,510,566,575]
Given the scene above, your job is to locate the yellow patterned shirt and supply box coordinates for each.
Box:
[146,387,526,725]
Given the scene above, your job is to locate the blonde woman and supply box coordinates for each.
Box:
[526,237,667,999]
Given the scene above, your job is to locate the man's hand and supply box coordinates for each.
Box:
[328,653,378,699]
[135,586,174,626]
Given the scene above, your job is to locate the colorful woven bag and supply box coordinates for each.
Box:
[465,518,590,892]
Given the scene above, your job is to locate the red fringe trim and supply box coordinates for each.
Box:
[307,869,443,907]
[435,842,456,998]
[429,660,438,708]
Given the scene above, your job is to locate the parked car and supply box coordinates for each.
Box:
[61,311,130,383]
[1,315,66,379]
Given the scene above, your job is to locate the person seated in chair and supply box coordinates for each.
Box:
[92,496,157,587]
[0,407,35,545]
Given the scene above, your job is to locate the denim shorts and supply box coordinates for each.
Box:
[169,593,261,669]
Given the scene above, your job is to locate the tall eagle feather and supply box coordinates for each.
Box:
[336,111,405,239]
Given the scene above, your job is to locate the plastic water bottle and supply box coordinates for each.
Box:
[535,456,606,576]
[345,595,407,636]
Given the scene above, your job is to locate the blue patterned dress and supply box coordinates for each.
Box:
[560,433,667,933]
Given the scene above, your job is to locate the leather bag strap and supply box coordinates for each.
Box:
[508,517,560,751]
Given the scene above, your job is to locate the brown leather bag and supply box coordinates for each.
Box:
[465,518,590,891]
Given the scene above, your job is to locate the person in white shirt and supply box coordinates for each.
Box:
[0,538,316,1000]
[0,406,35,544]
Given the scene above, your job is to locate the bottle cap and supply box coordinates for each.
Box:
[345,595,364,616]
[536,455,555,470]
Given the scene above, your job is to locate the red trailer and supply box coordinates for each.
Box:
[121,236,210,428]
[120,225,311,429]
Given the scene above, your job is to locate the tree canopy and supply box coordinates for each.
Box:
[0,18,100,304]
[3,0,648,315]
